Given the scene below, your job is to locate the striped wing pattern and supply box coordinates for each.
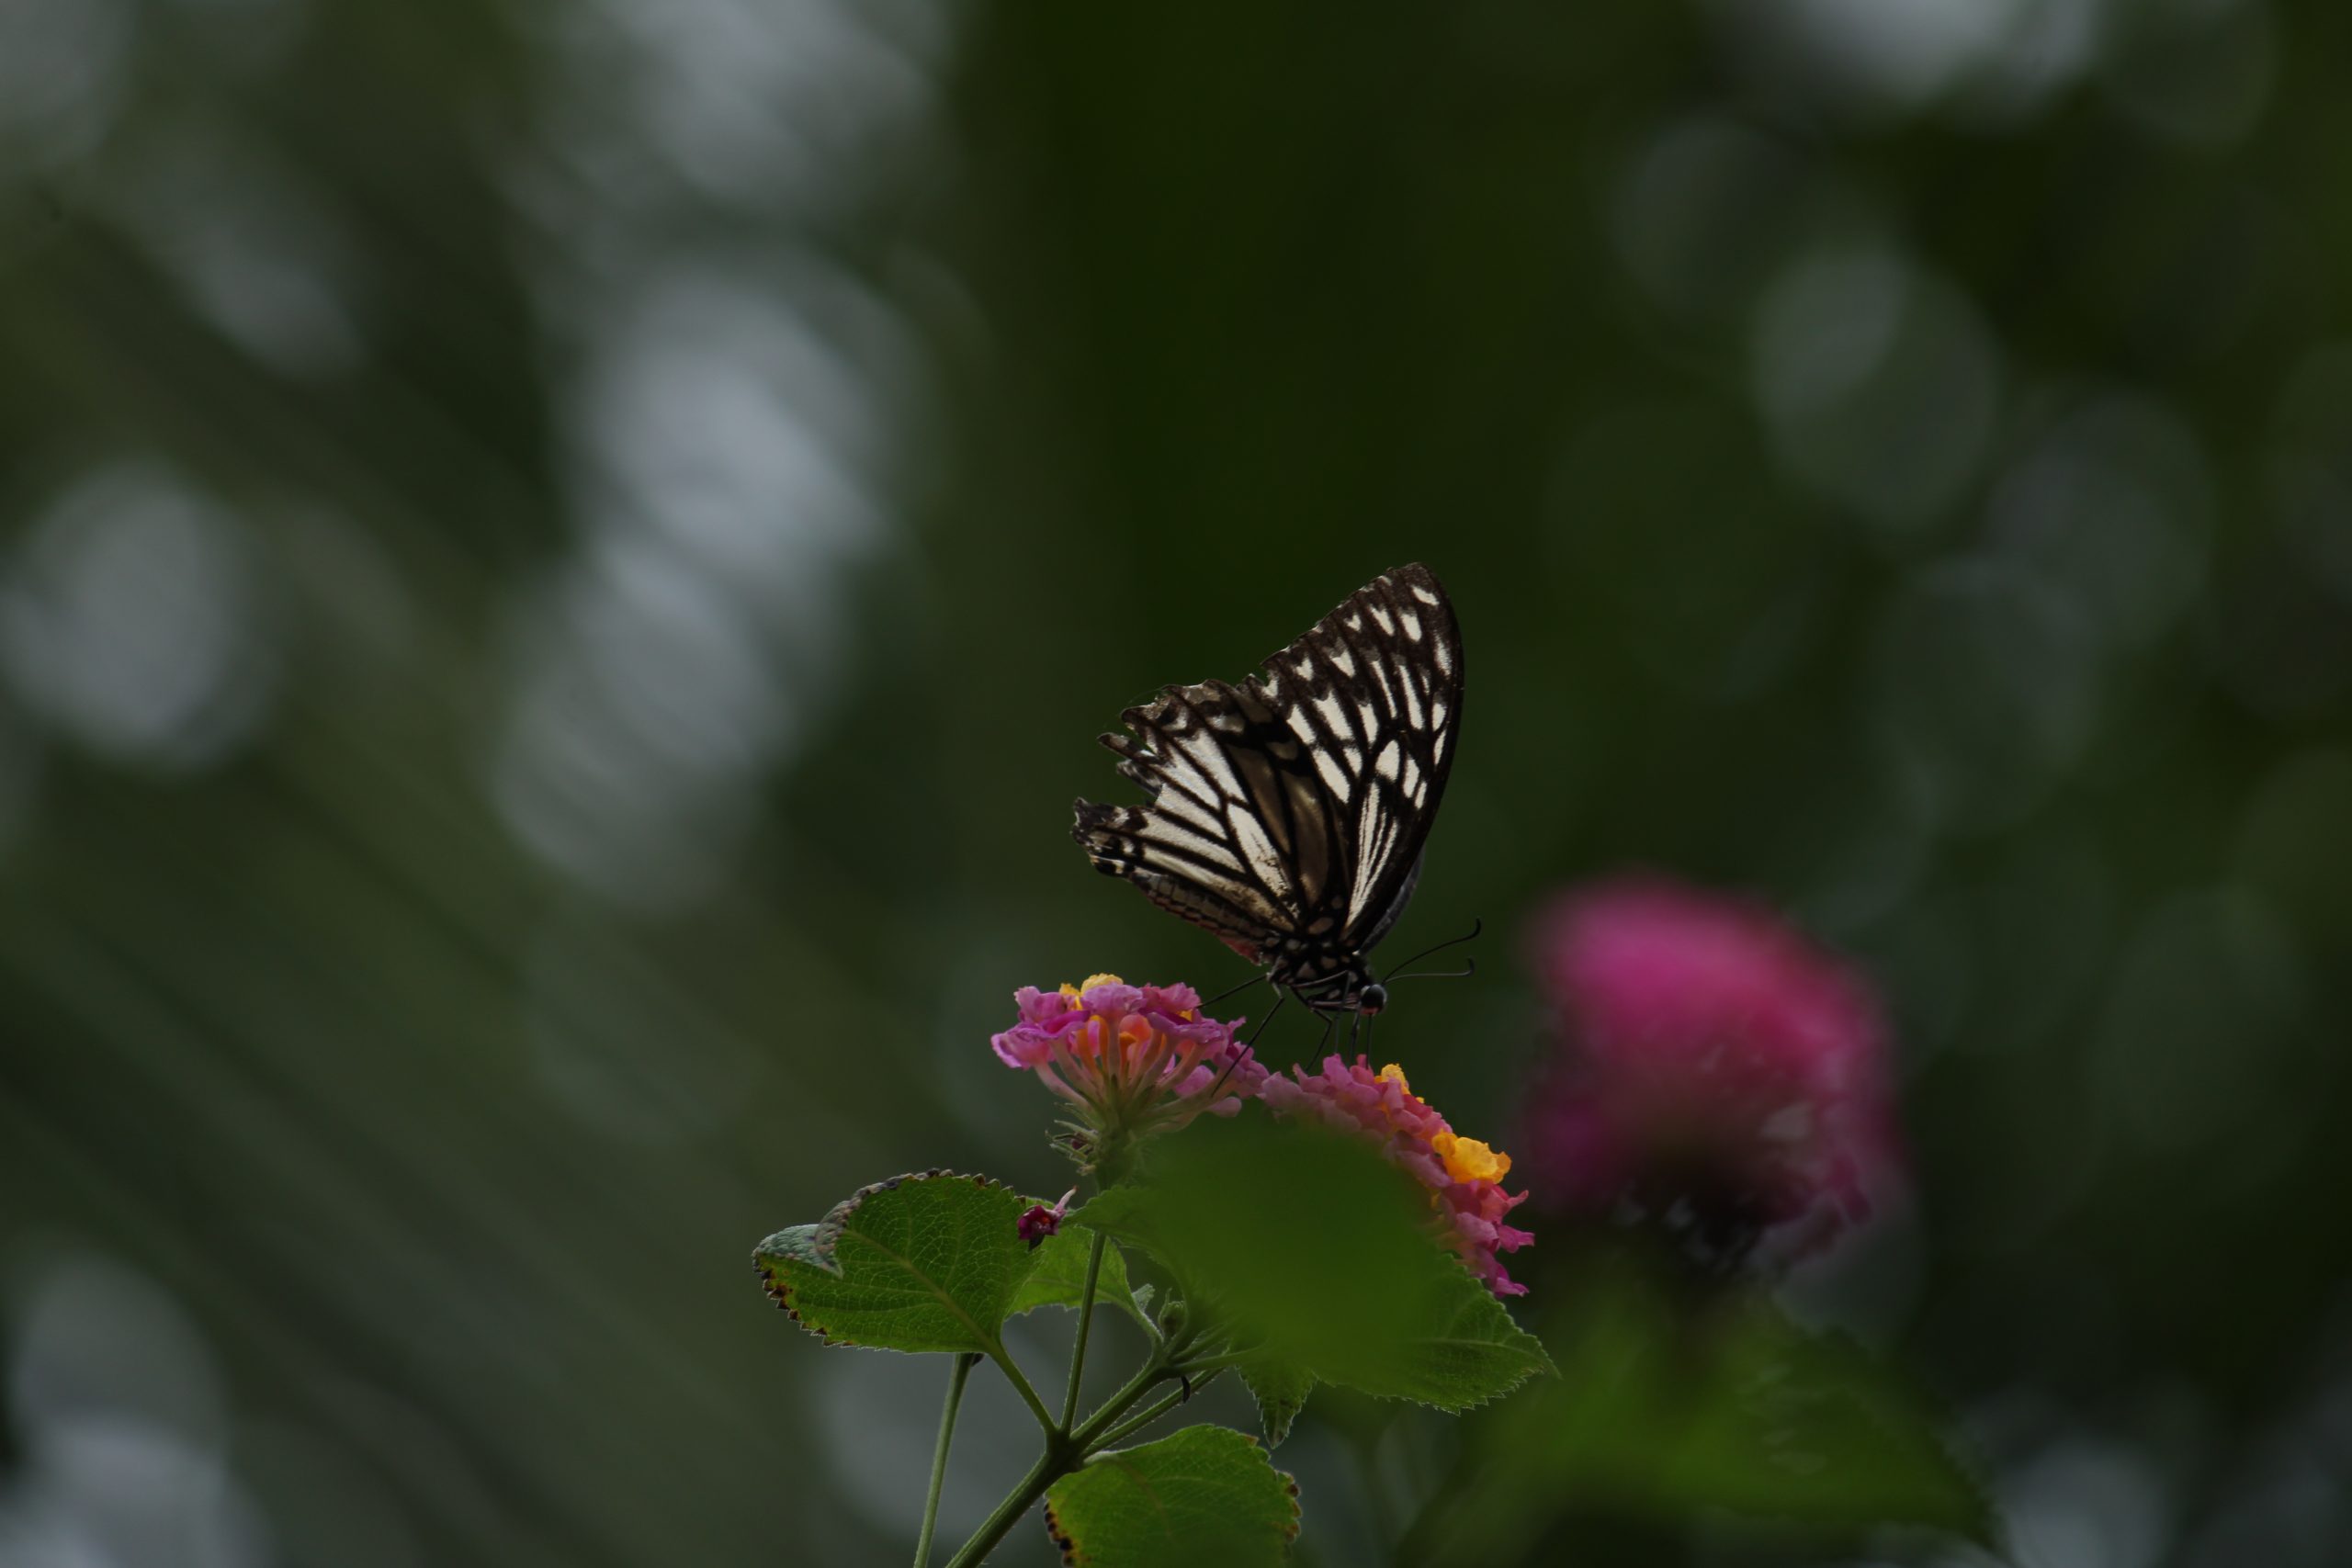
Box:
[1071,563,1463,988]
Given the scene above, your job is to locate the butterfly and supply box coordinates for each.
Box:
[1071,563,1464,1018]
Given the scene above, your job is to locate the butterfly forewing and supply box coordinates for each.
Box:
[1071,563,1464,1002]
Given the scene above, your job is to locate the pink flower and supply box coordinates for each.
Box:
[1520,876,1898,1268]
[992,975,1266,1165]
[1262,1055,1533,1297]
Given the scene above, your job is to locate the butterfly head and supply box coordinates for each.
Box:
[1283,953,1387,1016]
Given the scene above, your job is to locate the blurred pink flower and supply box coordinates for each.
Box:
[1263,1055,1533,1296]
[1520,876,1898,1267]
[991,974,1266,1163]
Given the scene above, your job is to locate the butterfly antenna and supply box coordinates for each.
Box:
[1386,917,1484,976]
[1387,958,1477,984]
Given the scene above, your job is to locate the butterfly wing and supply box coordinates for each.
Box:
[1071,563,1464,968]
[1069,672,1339,962]
[1265,562,1464,953]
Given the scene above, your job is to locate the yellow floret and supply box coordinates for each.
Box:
[1378,1063,1412,1092]
[1431,1131,1512,1185]
[1060,972,1127,1002]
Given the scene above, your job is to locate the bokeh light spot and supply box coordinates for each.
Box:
[0,461,277,773]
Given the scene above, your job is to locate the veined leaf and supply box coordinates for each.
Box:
[1011,1224,1150,1331]
[1045,1425,1299,1566]
[1238,1359,1315,1448]
[752,1170,1037,1355]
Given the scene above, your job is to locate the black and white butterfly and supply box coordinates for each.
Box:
[1071,563,1464,1018]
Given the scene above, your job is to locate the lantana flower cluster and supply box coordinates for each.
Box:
[990,976,1266,1168]
[1519,876,1899,1269]
[1262,1056,1533,1297]
[990,977,1533,1295]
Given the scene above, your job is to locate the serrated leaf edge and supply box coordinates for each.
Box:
[1809,1325,2005,1552]
[1325,1253,1559,1415]
[1041,1430,1302,1565]
[1238,1361,1314,1450]
[751,1168,1018,1348]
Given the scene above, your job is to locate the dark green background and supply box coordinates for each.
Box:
[3,2,2347,1563]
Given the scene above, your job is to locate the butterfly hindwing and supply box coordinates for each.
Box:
[1071,563,1464,1000]
[1071,676,1340,955]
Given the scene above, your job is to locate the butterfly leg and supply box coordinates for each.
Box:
[1185,989,1285,1111]
[1170,975,1288,1109]
[1241,988,1288,1048]
[1205,972,1271,1008]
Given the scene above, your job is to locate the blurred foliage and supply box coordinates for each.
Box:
[1075,1118,1551,1415]
[3,0,2352,1565]
[1408,1253,1995,1563]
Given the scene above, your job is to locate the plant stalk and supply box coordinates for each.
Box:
[913,1352,979,1568]
[1089,1367,1224,1451]
[941,1448,1062,1568]
[944,1339,1187,1566]
[1058,1230,1110,1430]
[989,1345,1057,1434]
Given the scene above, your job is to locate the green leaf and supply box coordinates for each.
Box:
[1045,1426,1300,1566]
[1416,1263,1997,1563]
[1335,1258,1554,1412]
[752,1171,1037,1354]
[1066,1185,1175,1279]
[1238,1359,1314,1448]
[756,1222,830,1272]
[1011,1224,1149,1331]
[1078,1119,1552,1411]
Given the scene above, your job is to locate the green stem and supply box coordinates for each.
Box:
[913,1353,979,1568]
[1088,1367,1224,1452]
[944,1343,1186,1567]
[941,1448,1062,1568]
[1058,1230,1110,1430]
[1070,1353,1175,1448]
[989,1345,1056,1435]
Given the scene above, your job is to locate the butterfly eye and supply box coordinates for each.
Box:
[1358,983,1388,1015]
